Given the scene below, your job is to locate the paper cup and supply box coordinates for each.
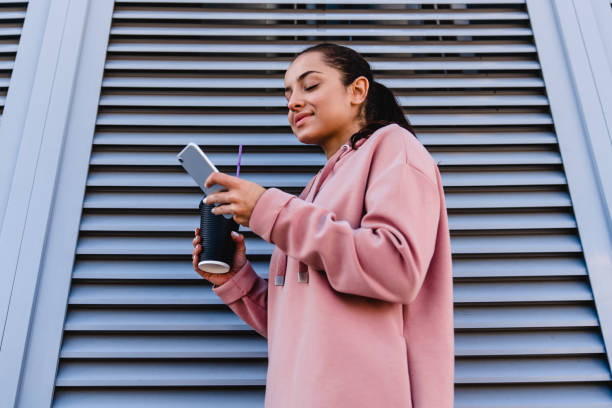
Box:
[198,197,239,273]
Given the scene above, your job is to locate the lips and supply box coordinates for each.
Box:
[294,112,313,126]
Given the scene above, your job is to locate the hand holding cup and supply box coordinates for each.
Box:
[192,227,247,287]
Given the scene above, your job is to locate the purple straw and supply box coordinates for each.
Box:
[236,144,243,177]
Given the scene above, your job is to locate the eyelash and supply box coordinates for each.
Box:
[285,84,318,101]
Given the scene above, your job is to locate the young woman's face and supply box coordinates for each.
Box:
[283,52,367,148]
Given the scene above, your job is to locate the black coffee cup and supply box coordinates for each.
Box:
[198,197,240,273]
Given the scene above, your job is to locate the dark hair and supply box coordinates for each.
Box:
[292,42,416,150]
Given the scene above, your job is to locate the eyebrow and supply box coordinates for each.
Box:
[284,70,322,93]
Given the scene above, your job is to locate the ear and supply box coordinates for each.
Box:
[349,76,369,106]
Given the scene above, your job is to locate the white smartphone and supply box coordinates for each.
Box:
[177,142,233,219]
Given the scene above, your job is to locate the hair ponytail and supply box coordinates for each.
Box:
[292,43,416,150]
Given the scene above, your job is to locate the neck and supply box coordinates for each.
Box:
[322,121,363,160]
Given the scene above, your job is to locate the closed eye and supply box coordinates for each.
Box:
[285,84,319,101]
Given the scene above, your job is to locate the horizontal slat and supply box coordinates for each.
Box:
[101,76,545,89]
[86,169,567,188]
[451,233,582,253]
[110,25,533,37]
[56,360,268,386]
[95,112,553,127]
[74,235,272,256]
[61,333,267,358]
[71,259,270,280]
[448,212,575,230]
[455,330,604,356]
[68,283,225,305]
[0,44,19,53]
[54,356,610,386]
[61,303,599,332]
[0,60,14,70]
[454,280,591,303]
[457,356,611,383]
[89,150,326,166]
[74,233,581,256]
[104,58,542,71]
[0,27,21,36]
[62,303,599,332]
[112,10,529,22]
[106,42,537,54]
[51,385,612,408]
[418,130,557,145]
[58,330,604,358]
[456,356,611,383]
[92,130,558,146]
[78,211,576,232]
[0,11,25,20]
[70,256,585,281]
[452,256,585,278]
[64,307,254,332]
[455,304,597,329]
[82,189,572,210]
[53,388,265,408]
[455,383,612,408]
[98,94,549,108]
[67,279,591,305]
[88,149,560,167]
[444,190,571,209]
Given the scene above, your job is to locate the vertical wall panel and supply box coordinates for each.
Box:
[0,0,29,334]
[47,1,612,407]
[0,0,28,249]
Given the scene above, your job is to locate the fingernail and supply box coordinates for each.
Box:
[231,231,238,237]
[203,197,208,204]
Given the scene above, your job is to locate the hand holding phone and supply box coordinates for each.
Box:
[177,142,233,219]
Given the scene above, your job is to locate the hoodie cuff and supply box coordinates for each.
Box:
[212,260,259,305]
[249,187,295,243]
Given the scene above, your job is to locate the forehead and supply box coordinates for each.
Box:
[284,52,330,83]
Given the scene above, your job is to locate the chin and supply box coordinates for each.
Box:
[293,127,320,145]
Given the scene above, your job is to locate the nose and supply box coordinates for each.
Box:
[287,91,303,111]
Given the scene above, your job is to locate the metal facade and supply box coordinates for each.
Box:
[1,1,611,407]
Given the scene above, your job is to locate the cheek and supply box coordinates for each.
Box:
[311,94,341,121]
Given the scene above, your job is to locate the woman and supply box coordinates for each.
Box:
[192,43,454,407]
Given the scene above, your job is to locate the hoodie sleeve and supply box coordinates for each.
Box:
[248,162,441,304]
[211,259,268,338]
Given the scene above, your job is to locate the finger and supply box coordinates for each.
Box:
[205,191,232,206]
[205,172,238,189]
[211,203,233,215]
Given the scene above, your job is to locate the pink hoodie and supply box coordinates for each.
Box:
[212,123,454,407]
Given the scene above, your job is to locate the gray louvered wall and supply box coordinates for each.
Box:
[0,1,27,119]
[52,1,612,407]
